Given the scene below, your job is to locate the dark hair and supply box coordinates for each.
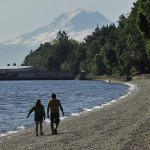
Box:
[36,99,41,106]
[51,93,56,98]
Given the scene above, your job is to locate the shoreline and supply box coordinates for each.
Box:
[0,80,132,138]
[1,79,150,149]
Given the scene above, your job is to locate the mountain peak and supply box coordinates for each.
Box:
[52,8,111,31]
[2,9,112,46]
[0,9,112,65]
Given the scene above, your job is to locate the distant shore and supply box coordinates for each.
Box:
[1,79,150,150]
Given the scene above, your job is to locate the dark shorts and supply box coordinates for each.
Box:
[50,113,60,124]
[34,116,43,122]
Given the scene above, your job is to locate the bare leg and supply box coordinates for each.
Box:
[54,117,60,134]
[35,121,38,136]
[51,123,54,134]
[54,122,59,134]
[55,122,59,130]
[40,121,43,135]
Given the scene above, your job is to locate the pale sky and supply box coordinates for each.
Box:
[0,0,136,43]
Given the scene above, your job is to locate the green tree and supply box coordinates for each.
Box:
[137,0,150,55]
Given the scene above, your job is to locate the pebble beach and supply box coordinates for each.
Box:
[0,79,150,150]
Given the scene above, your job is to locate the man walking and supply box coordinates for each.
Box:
[47,93,64,134]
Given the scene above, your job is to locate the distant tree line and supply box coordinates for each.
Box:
[7,63,17,66]
[23,1,150,76]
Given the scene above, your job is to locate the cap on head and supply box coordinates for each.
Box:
[51,93,56,98]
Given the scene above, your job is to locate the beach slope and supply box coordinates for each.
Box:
[0,79,150,150]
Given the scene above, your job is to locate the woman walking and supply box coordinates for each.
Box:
[27,99,46,136]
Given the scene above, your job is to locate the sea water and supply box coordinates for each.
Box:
[0,80,134,137]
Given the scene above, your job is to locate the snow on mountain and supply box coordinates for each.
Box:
[0,9,112,65]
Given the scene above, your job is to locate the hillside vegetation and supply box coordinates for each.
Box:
[23,1,150,76]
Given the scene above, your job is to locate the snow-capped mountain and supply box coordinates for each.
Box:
[0,9,112,65]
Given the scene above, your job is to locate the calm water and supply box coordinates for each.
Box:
[0,80,130,136]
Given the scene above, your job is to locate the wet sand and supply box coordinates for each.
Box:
[0,79,150,150]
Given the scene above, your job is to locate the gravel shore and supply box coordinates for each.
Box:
[1,79,150,150]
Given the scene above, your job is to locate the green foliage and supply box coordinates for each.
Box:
[137,0,150,55]
[130,66,139,76]
[23,3,150,76]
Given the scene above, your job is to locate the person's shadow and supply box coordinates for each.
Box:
[42,131,72,136]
